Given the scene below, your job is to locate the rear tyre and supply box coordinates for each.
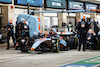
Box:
[68,38,75,49]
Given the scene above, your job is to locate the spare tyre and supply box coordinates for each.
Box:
[68,38,77,49]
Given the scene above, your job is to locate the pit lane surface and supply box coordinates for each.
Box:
[0,47,100,67]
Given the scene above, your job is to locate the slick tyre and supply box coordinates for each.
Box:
[52,44,60,53]
[21,50,28,53]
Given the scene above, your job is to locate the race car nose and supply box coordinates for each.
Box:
[31,48,34,50]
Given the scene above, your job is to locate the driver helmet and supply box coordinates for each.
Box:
[49,28,57,35]
[20,18,29,25]
[20,18,25,23]
[38,30,42,34]
[80,16,87,22]
[8,19,13,24]
[90,19,95,23]
[33,32,38,36]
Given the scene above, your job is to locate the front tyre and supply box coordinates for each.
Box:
[20,47,28,53]
[56,43,60,53]
[52,40,60,53]
[21,49,28,53]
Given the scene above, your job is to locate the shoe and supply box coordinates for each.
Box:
[6,48,9,50]
[78,50,80,51]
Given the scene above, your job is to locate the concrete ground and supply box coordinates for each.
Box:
[0,46,100,67]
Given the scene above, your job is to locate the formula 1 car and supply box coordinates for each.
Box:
[31,36,60,52]
[31,35,67,52]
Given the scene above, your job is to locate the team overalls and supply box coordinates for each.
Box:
[2,19,16,50]
[77,18,89,51]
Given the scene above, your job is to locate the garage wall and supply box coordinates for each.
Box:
[44,17,50,28]
[44,13,58,28]
[67,18,75,26]
[52,17,58,26]
[67,13,76,27]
